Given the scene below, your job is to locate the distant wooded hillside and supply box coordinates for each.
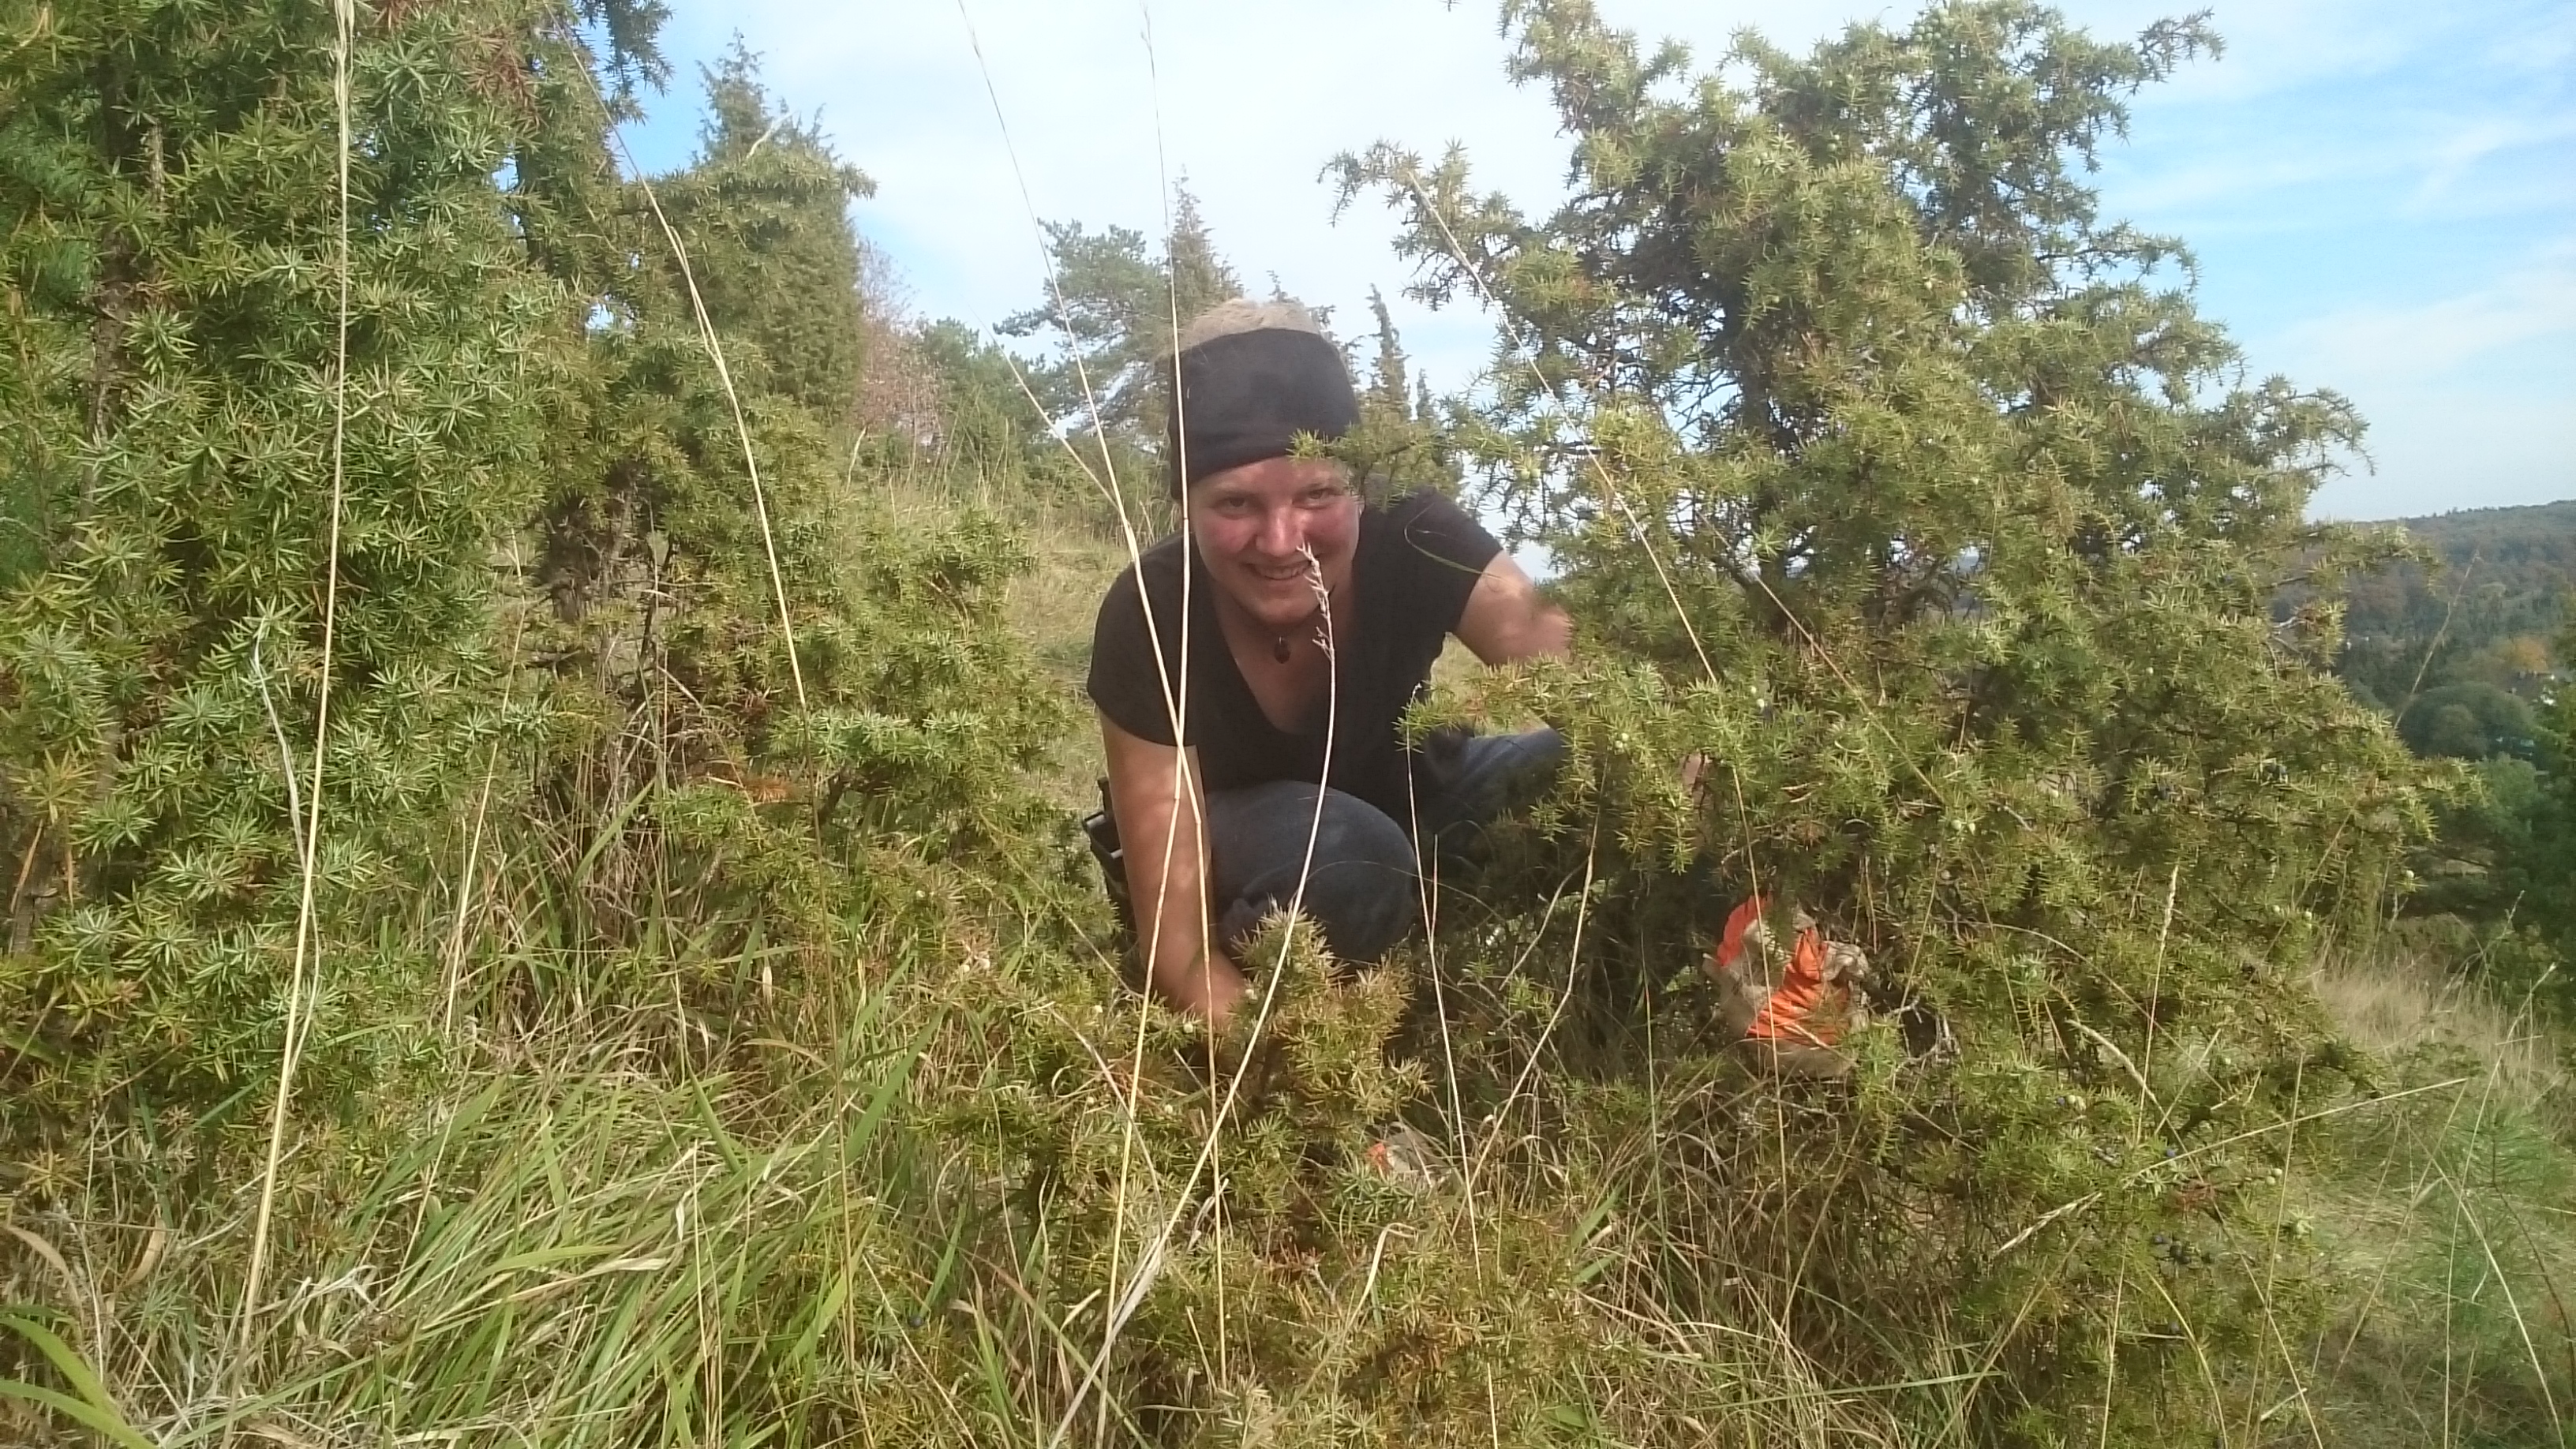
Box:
[2337,498,2575,711]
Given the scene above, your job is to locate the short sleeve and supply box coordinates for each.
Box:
[1085,566,1185,745]
[1385,490,1503,634]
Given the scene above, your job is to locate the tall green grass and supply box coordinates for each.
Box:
[1,453,2565,1445]
[2305,953,2575,1447]
[11,837,2570,1446]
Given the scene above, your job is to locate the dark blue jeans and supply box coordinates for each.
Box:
[1205,728,1566,964]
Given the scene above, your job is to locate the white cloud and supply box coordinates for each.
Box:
[2280,245,2576,518]
[2110,95,2573,235]
[2101,0,2574,238]
[648,1,1545,365]
[2310,388,2575,519]
[648,1,2537,325]
[2404,112,2576,217]
[2278,245,2576,384]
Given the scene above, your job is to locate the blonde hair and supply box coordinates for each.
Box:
[1175,297,1325,353]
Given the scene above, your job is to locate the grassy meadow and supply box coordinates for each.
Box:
[5,474,2570,1447]
[5,1,2573,1444]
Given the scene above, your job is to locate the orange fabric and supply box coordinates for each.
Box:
[1713,896,1848,1046]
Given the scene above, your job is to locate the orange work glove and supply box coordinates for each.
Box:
[1707,896,1873,1075]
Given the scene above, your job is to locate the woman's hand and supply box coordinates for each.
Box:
[1168,945,1250,1031]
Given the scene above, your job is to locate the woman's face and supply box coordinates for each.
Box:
[1185,455,1361,631]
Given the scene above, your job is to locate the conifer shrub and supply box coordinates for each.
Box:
[0,19,1090,1438]
[1319,0,2440,1437]
[0,0,1069,1111]
[506,48,1071,996]
[5,5,2551,1447]
[0,0,567,1118]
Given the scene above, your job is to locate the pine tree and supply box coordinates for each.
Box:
[656,40,876,417]
[1324,283,1462,504]
[998,180,1244,459]
[1363,286,1413,422]
[1163,186,1237,333]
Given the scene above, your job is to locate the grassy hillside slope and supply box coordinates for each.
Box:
[4,3,2570,1444]
[12,478,2570,1448]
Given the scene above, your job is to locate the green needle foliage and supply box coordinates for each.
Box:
[657,42,878,419]
[2,3,2559,1447]
[515,43,1067,971]
[0,0,569,1111]
[1332,0,2442,1437]
[0,0,1065,1110]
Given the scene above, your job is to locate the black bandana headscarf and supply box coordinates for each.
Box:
[1166,328,1360,497]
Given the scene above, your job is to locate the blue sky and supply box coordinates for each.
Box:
[618,0,2574,522]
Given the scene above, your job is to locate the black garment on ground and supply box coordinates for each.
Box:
[1085,490,1503,822]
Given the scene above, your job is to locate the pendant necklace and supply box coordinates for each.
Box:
[1270,597,1329,664]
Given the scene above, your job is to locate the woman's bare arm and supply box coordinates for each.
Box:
[1100,713,1247,1028]
[1455,552,1572,665]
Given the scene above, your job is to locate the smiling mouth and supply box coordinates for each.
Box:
[1248,563,1310,583]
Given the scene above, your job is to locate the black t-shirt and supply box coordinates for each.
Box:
[1086,490,1503,821]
